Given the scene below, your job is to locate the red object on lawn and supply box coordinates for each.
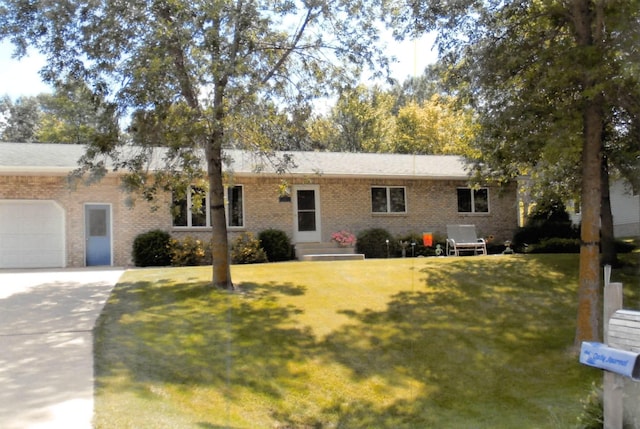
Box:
[422,232,433,247]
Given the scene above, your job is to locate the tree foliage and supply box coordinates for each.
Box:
[307,76,477,156]
[0,78,117,144]
[38,79,118,144]
[0,0,389,288]
[319,85,396,152]
[389,0,640,344]
[392,95,478,156]
[0,95,40,142]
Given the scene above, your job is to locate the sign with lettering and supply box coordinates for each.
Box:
[580,341,640,380]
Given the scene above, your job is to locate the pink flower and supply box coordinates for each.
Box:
[331,230,356,247]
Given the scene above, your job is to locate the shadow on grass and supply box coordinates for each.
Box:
[95,279,317,397]
[318,256,593,427]
[95,255,600,428]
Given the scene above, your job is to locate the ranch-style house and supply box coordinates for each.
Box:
[0,142,519,269]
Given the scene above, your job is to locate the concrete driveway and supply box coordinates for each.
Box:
[0,268,124,429]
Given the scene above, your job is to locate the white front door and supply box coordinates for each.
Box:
[293,185,321,242]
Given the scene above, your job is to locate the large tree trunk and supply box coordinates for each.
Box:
[575,99,604,345]
[572,0,605,346]
[206,139,233,289]
[206,80,233,290]
[601,154,618,267]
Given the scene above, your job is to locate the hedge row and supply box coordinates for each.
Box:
[132,228,292,267]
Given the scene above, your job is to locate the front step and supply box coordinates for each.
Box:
[295,242,364,261]
[300,253,365,261]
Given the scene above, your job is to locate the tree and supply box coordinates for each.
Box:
[1,0,387,288]
[388,64,450,113]
[390,1,640,344]
[324,85,396,152]
[0,95,40,142]
[37,79,118,144]
[392,95,478,156]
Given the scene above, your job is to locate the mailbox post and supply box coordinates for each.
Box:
[579,278,640,429]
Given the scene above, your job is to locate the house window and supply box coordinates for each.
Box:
[173,187,209,227]
[172,185,244,228]
[371,186,406,213]
[457,188,489,213]
[227,185,244,228]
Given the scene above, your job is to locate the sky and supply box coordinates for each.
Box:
[0,32,438,100]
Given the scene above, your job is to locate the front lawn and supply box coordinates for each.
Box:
[93,254,636,428]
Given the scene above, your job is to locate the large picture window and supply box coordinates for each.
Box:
[371,186,406,213]
[172,185,244,228]
[457,188,489,213]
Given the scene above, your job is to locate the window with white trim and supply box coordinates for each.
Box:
[457,188,489,213]
[172,185,244,228]
[371,186,406,213]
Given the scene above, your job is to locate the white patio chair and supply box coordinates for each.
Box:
[445,225,487,256]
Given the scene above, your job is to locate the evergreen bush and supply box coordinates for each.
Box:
[356,228,395,258]
[513,200,578,252]
[132,229,172,267]
[258,229,292,262]
[527,238,581,254]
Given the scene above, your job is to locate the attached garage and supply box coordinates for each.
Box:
[0,200,65,269]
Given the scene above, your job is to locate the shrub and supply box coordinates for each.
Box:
[615,239,637,254]
[513,200,579,252]
[356,228,395,258]
[528,238,581,254]
[169,236,211,266]
[132,229,172,267]
[258,229,292,262]
[231,232,268,264]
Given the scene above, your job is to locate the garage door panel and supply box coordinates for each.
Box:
[0,201,65,269]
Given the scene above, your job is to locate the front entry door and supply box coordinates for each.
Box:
[293,185,321,242]
[85,204,112,266]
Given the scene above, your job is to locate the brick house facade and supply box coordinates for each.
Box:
[0,143,518,268]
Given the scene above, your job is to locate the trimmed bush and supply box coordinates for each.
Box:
[231,232,268,264]
[169,236,211,266]
[528,238,581,254]
[513,201,579,252]
[258,229,292,262]
[132,229,172,267]
[356,228,395,258]
[615,239,637,254]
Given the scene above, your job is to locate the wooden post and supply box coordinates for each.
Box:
[603,280,624,429]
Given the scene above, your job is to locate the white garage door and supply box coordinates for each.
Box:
[0,200,65,269]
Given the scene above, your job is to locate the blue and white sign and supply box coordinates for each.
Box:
[580,342,640,380]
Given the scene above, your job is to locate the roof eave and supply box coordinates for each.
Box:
[232,172,471,181]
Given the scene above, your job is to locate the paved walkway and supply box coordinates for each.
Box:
[0,268,124,429]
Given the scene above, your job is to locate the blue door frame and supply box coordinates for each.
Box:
[85,204,112,266]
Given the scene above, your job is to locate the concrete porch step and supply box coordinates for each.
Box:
[300,253,365,261]
[295,242,362,260]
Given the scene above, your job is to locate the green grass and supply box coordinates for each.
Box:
[93,254,639,428]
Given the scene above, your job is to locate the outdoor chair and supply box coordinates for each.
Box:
[445,224,487,256]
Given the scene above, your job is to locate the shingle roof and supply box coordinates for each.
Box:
[0,142,471,179]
